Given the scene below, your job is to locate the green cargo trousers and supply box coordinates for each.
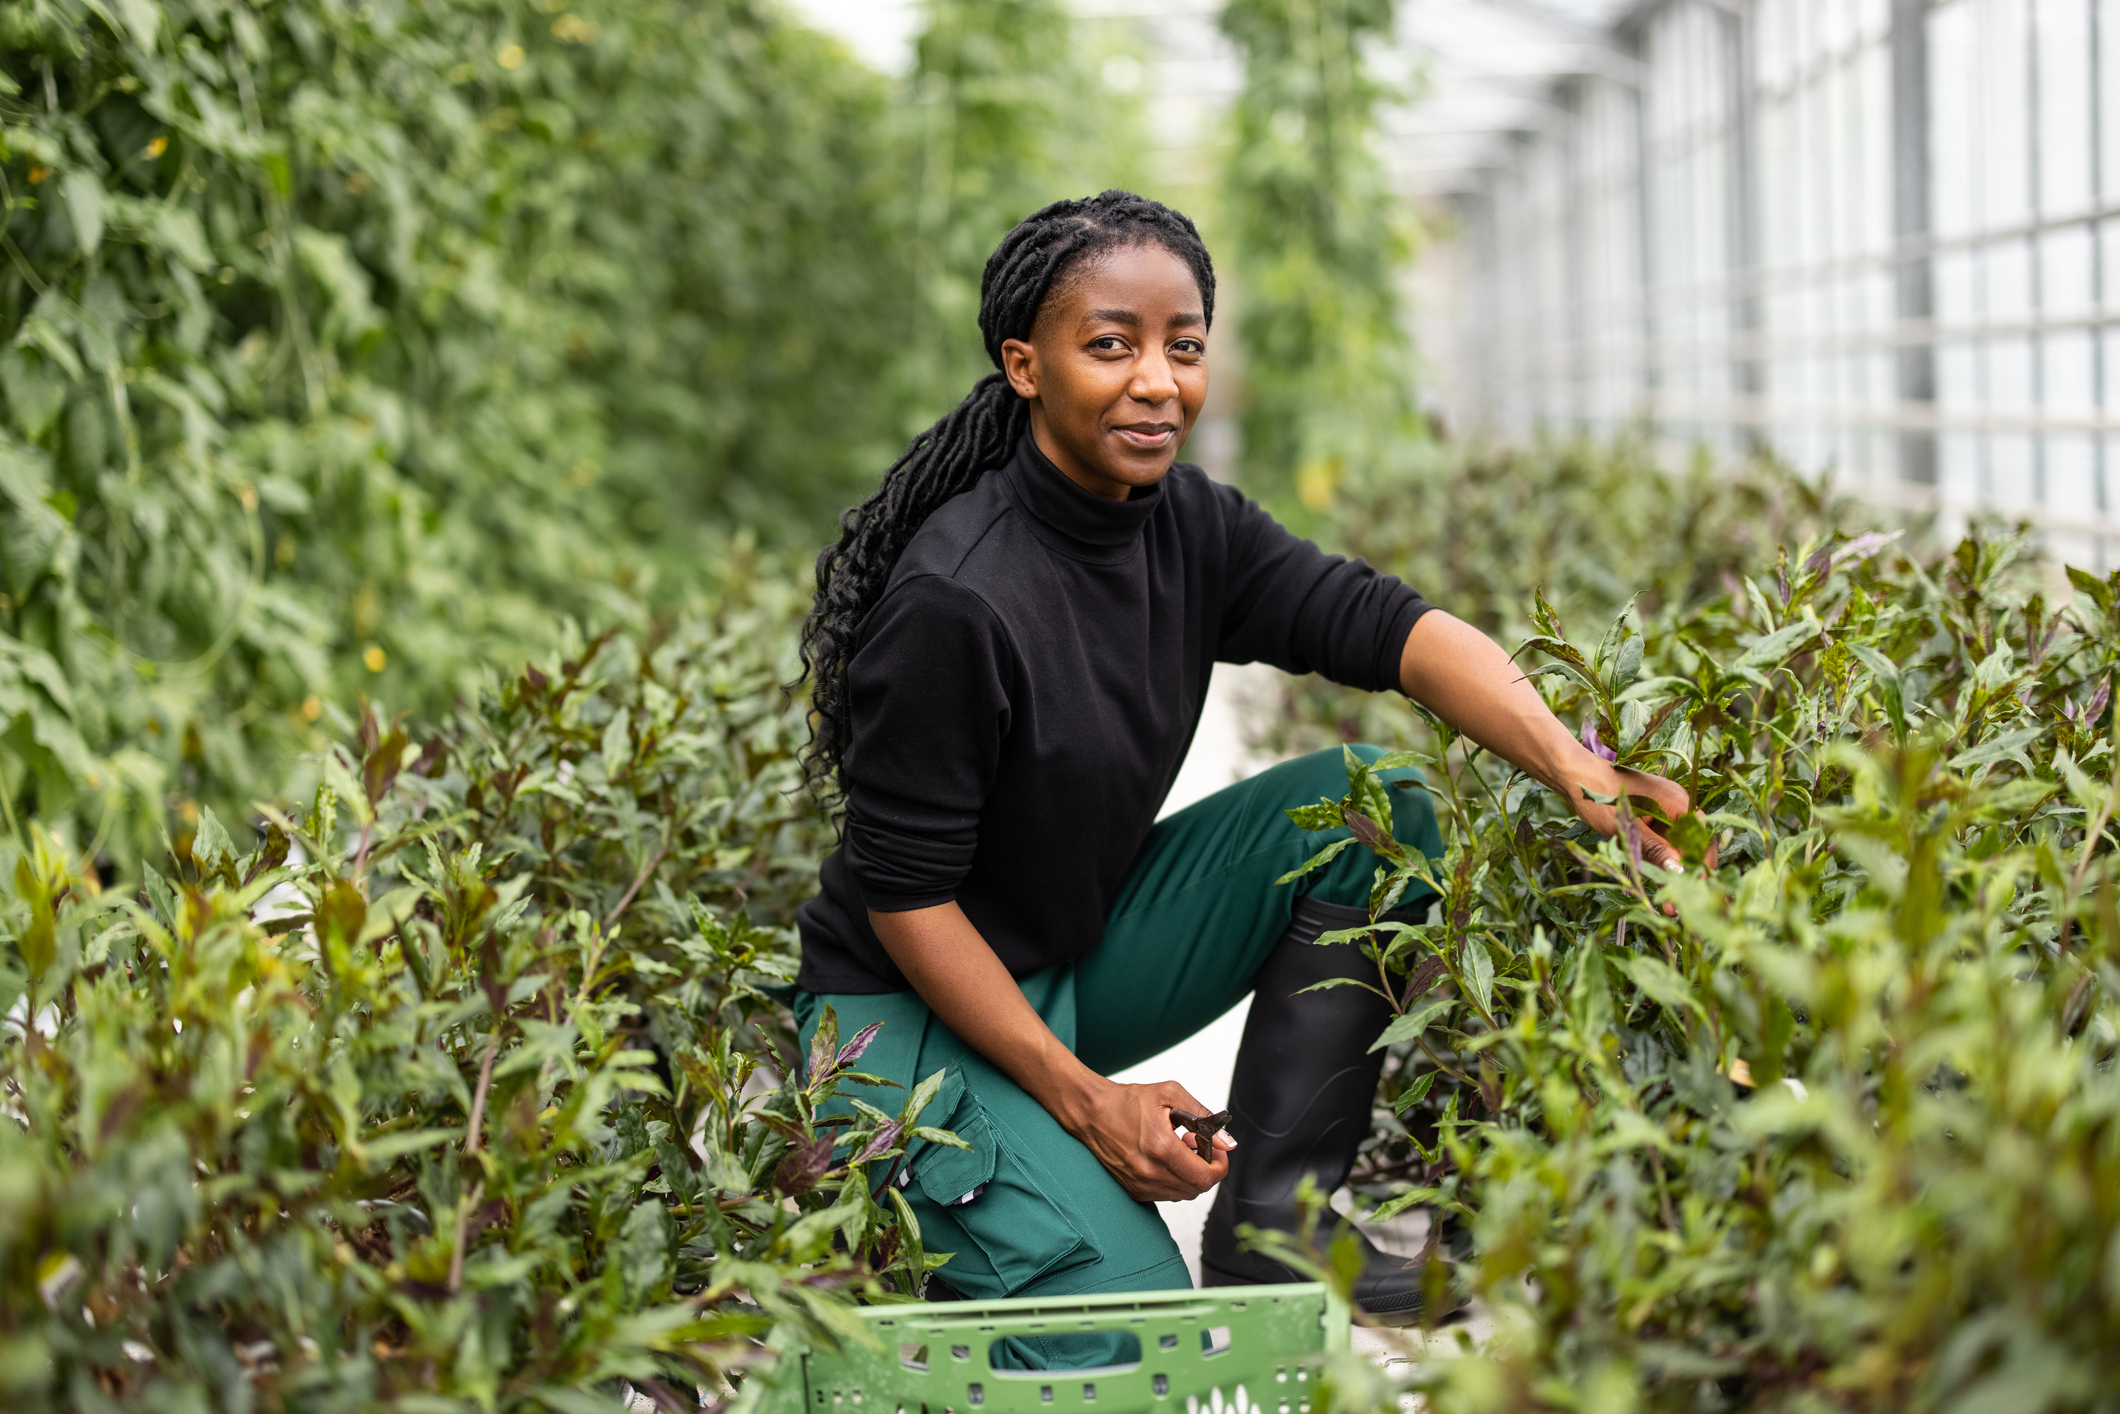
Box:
[793,746,1441,1364]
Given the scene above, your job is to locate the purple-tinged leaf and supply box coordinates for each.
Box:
[772,1133,836,1197]
[2088,676,2112,725]
[835,1022,884,1073]
[1342,808,1395,856]
[851,1120,904,1166]
[1617,809,1645,875]
[1581,719,1617,763]
[1399,954,1448,1008]
[806,1004,840,1086]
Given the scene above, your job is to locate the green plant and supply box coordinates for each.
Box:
[0,0,919,873]
[1218,0,1421,514]
[0,593,965,1410]
[1277,524,2120,1408]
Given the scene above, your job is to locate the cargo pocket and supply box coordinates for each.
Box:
[912,1069,1098,1295]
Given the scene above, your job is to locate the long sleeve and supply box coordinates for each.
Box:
[1211,484,1432,691]
[840,573,1017,912]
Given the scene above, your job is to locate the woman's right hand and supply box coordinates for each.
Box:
[868,903,1235,1202]
[1058,1075,1233,1203]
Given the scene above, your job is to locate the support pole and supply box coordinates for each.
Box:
[1890,0,1938,485]
[1722,0,1764,446]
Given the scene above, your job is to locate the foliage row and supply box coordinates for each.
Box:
[1218,0,1422,513]
[1266,446,2120,1409]
[0,572,973,1410]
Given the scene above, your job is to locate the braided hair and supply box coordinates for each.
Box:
[794,190,1217,804]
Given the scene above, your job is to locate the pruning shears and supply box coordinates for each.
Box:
[1169,1108,1232,1161]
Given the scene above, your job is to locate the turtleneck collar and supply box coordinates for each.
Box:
[999,432,1164,564]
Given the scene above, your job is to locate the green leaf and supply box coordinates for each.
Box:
[12,856,54,983]
[1951,726,2042,773]
[1370,997,1455,1053]
[1275,834,1358,884]
[113,0,159,48]
[908,1127,970,1150]
[61,171,104,255]
[1736,620,1818,671]
[192,805,237,876]
[1391,1070,1438,1114]
[1366,1186,1441,1223]
[1284,801,1344,832]
[899,1068,950,1128]
[1845,642,1899,683]
[356,1127,463,1166]
[1462,939,1495,1016]
[1620,954,1702,1019]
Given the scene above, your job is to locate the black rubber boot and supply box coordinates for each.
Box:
[1200,896,1451,1321]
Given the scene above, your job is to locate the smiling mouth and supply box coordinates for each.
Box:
[1113,423,1179,449]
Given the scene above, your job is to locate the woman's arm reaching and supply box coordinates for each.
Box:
[867,902,1233,1203]
[1398,610,1694,869]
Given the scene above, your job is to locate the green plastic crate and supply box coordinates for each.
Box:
[733,1284,1349,1414]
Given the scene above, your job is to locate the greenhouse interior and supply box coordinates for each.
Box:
[2,1,2117,1410]
[808,0,2118,565]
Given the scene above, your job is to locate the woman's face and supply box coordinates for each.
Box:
[999,242,1208,501]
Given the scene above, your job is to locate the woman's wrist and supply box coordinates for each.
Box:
[1035,1057,1112,1137]
[1529,725,1611,803]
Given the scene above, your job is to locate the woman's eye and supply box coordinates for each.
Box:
[1173,340,1204,355]
[1090,336,1125,351]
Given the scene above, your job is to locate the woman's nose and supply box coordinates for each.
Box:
[1130,352,1179,402]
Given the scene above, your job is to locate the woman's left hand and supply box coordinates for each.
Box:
[1397,613,1715,880]
[1562,758,1703,872]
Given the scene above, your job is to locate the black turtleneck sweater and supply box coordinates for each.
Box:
[794,436,1434,994]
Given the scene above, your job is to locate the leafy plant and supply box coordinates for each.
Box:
[1277,518,2120,1408]
[1251,433,1853,760]
[0,593,965,1410]
[0,0,921,873]
[1218,0,1422,514]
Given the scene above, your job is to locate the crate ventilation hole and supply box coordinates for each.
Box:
[1186,1385,1258,1414]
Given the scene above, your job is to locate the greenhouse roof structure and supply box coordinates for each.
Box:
[790,0,1641,198]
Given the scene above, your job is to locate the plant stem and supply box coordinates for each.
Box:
[448,1180,484,1295]
[464,1026,502,1157]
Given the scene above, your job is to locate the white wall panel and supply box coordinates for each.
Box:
[1449,0,2118,563]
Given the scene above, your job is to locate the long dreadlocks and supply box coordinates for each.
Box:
[794,190,1217,804]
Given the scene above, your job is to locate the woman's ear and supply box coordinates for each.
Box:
[1000,337,1039,400]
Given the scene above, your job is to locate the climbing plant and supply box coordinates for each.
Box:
[1218,0,1421,513]
[0,0,916,873]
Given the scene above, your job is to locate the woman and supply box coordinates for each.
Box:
[789,192,1690,1340]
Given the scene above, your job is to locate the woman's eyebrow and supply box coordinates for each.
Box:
[1084,308,1206,328]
